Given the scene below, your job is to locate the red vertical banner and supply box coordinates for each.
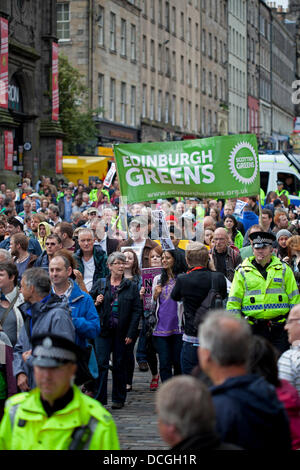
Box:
[0,18,8,109]
[52,42,59,121]
[4,130,13,170]
[56,139,63,173]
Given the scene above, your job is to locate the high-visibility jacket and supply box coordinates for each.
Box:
[275,189,290,204]
[89,188,110,203]
[0,385,120,450]
[226,255,300,323]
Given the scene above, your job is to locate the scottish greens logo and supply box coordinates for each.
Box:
[229,141,258,185]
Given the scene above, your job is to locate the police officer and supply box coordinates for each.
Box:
[0,334,120,450]
[275,180,290,204]
[227,231,300,354]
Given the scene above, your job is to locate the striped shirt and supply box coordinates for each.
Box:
[278,344,300,396]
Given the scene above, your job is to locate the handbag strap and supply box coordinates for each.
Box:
[0,287,20,328]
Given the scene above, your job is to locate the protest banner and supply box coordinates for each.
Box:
[103,162,116,188]
[113,134,260,204]
[142,267,162,310]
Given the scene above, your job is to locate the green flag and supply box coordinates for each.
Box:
[114,134,260,204]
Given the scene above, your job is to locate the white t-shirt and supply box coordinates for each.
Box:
[83,257,95,291]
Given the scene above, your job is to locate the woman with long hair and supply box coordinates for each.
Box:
[140,245,163,390]
[286,235,300,288]
[151,249,186,383]
[224,214,244,250]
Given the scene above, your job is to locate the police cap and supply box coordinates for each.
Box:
[249,231,276,249]
[32,334,80,368]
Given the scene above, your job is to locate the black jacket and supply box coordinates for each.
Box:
[90,276,142,339]
[171,268,227,337]
[172,432,242,451]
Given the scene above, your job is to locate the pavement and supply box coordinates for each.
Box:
[107,365,168,451]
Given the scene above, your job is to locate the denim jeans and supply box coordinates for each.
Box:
[152,335,183,382]
[180,341,199,375]
[94,330,127,405]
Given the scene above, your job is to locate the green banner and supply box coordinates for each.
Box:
[114,134,260,204]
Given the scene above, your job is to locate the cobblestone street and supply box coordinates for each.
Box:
[108,367,168,451]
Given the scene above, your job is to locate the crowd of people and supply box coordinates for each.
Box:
[0,172,300,450]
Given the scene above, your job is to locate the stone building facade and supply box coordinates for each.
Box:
[247,0,260,139]
[271,13,296,149]
[57,0,228,145]
[228,0,248,134]
[0,0,63,186]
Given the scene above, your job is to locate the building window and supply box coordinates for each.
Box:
[180,55,184,83]
[142,84,147,118]
[157,90,162,122]
[158,44,163,73]
[150,0,155,22]
[110,12,116,52]
[142,0,147,16]
[98,73,104,118]
[142,35,147,66]
[165,92,169,123]
[208,33,212,58]
[180,12,184,39]
[171,95,176,126]
[180,98,184,128]
[150,87,155,120]
[150,40,155,69]
[208,72,212,96]
[57,2,70,41]
[195,63,199,89]
[165,47,170,76]
[165,2,170,30]
[97,6,104,46]
[195,23,199,49]
[171,7,176,34]
[201,29,206,55]
[130,24,136,61]
[201,107,206,135]
[120,82,126,124]
[130,86,136,126]
[187,60,192,86]
[109,78,115,121]
[195,104,199,132]
[187,18,192,44]
[201,68,206,93]
[187,101,191,129]
[158,0,163,26]
[172,51,176,79]
[121,19,127,56]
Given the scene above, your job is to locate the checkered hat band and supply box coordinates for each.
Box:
[33,345,76,363]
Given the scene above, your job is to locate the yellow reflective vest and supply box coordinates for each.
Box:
[0,385,120,450]
[226,255,300,323]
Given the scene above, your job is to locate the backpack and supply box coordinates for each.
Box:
[193,272,223,329]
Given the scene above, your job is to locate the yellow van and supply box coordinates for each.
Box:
[63,153,114,186]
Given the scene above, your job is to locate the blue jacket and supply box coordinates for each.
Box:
[211,374,291,450]
[66,280,100,349]
[238,210,258,235]
[34,250,49,271]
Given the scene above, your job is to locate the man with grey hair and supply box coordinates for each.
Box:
[74,227,108,292]
[197,310,291,450]
[155,375,240,450]
[13,268,75,392]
